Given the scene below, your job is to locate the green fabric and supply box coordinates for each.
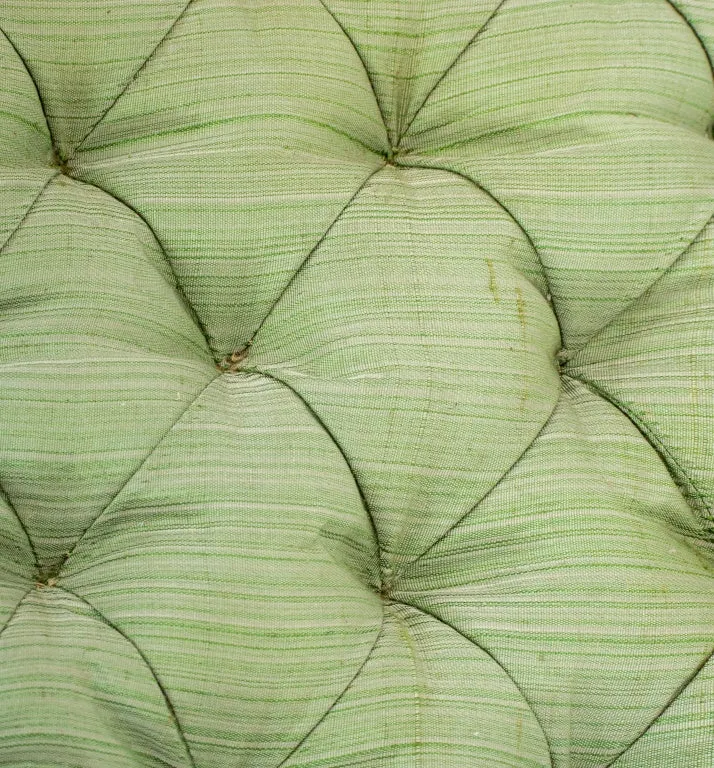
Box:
[0,1,712,766]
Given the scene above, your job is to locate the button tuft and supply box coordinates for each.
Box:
[218,344,251,373]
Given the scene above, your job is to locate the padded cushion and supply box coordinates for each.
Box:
[0,1,713,766]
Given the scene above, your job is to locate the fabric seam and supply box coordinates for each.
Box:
[235,368,383,585]
[274,610,386,768]
[663,0,714,83]
[58,586,197,768]
[245,164,384,350]
[398,385,562,572]
[68,176,214,356]
[395,159,564,337]
[316,0,390,148]
[569,211,714,355]
[395,0,510,147]
[402,600,555,768]
[0,483,39,570]
[563,373,714,525]
[68,0,197,158]
[604,643,714,767]
[0,588,32,642]
[58,372,221,573]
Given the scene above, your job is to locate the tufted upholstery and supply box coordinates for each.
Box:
[1,1,713,766]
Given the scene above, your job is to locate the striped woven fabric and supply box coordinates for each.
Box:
[0,1,713,766]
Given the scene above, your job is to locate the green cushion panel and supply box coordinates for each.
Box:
[0,1,712,767]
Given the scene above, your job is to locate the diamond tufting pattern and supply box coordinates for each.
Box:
[0,1,713,766]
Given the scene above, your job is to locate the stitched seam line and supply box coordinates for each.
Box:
[604,643,714,767]
[236,368,383,586]
[0,482,39,569]
[3,10,211,359]
[274,609,385,768]
[245,164,384,349]
[391,7,426,143]
[571,211,714,355]
[564,373,714,524]
[0,173,58,255]
[664,0,714,84]
[316,0,390,148]
[68,0,196,158]
[58,586,197,768]
[398,384,562,572]
[395,0,510,147]
[68,176,214,355]
[396,159,564,338]
[410,108,714,148]
[397,0,714,147]
[0,25,52,140]
[402,600,555,768]
[58,372,221,571]
[0,588,32,642]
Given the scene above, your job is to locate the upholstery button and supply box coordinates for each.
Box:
[218,345,251,373]
[35,577,58,590]
[555,347,572,370]
[49,146,71,175]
